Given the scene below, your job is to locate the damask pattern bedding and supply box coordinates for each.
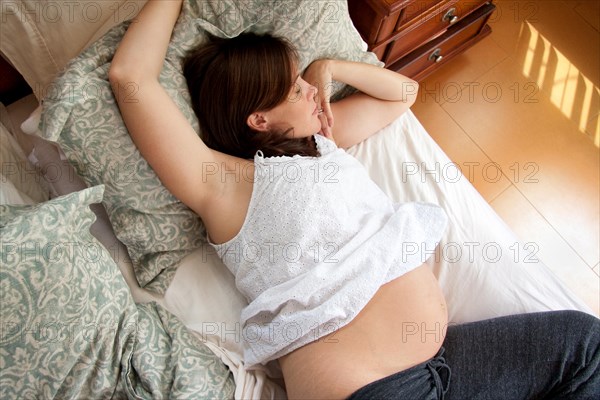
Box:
[0,185,234,399]
[0,0,594,399]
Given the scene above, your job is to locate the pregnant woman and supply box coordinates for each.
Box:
[109,1,600,398]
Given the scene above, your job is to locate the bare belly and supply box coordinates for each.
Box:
[279,264,448,400]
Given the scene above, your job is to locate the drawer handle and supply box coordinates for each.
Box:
[443,8,459,24]
[428,48,444,63]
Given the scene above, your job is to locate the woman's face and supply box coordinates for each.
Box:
[261,75,322,138]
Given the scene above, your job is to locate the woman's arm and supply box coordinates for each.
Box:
[303,60,419,149]
[110,0,181,81]
[108,0,219,216]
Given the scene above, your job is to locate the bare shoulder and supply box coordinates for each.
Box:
[200,151,256,244]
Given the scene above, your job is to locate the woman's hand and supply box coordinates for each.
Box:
[304,59,419,149]
[303,59,335,140]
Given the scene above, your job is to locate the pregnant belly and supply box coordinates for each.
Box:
[279,264,448,400]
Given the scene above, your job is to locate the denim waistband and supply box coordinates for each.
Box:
[347,347,452,400]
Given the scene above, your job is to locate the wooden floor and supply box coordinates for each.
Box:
[411,0,599,315]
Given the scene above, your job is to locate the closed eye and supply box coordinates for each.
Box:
[288,79,302,102]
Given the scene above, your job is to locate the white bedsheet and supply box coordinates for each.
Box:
[163,110,592,399]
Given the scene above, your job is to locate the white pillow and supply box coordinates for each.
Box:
[0,0,147,98]
[0,119,49,204]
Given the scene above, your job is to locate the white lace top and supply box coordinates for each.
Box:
[209,134,448,368]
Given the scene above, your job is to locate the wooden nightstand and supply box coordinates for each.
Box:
[348,0,496,81]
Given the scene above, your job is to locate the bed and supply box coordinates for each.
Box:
[0,1,594,399]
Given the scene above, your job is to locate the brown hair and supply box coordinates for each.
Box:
[183,33,319,159]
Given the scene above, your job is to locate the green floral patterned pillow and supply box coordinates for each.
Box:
[0,186,137,399]
[191,0,382,63]
[40,0,382,293]
[40,20,205,293]
[125,303,235,399]
[192,0,384,97]
[0,186,235,399]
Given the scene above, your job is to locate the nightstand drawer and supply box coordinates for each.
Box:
[399,0,445,29]
[348,0,495,81]
[380,0,489,65]
[390,2,495,80]
[348,0,446,47]
[401,0,490,30]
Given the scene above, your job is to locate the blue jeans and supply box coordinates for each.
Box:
[347,310,600,399]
